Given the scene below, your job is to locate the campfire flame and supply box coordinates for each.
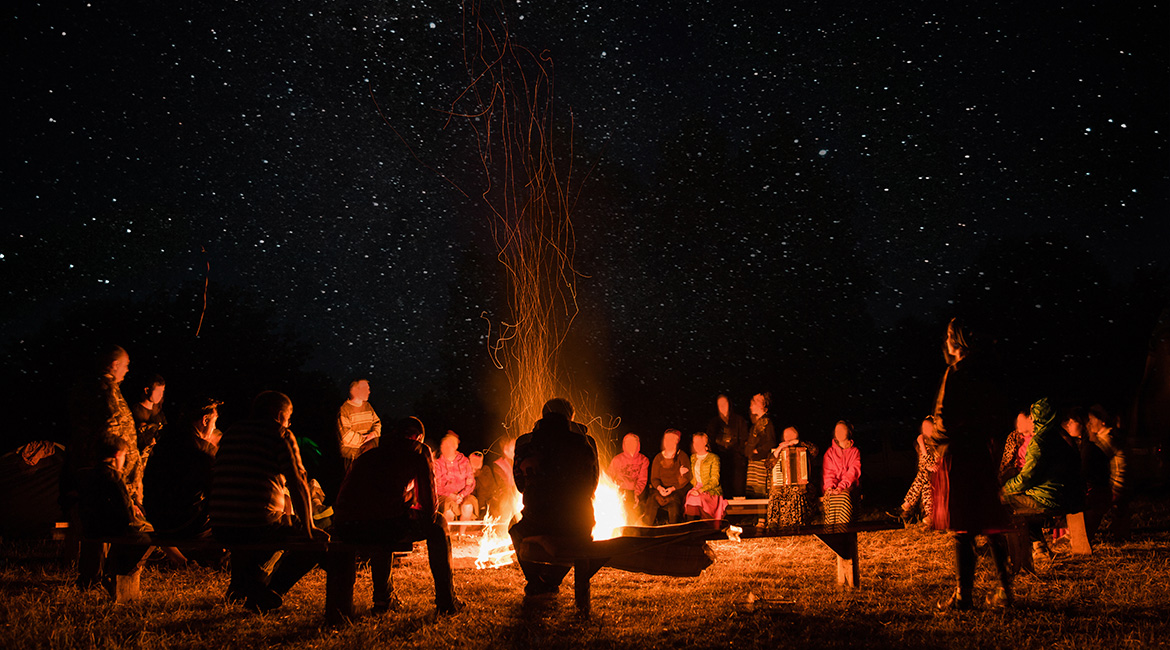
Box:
[474,470,632,567]
[591,472,628,541]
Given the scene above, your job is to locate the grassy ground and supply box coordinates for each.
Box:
[2,501,1168,650]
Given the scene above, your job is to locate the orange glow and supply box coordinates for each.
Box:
[591,472,629,540]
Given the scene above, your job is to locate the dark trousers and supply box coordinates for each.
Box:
[333,513,456,609]
[214,524,323,600]
[643,491,685,525]
[509,518,591,593]
[953,532,1011,599]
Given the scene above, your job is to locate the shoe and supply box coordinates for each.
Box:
[371,594,402,613]
[436,597,465,615]
[937,588,972,611]
[985,587,1013,609]
[242,589,282,614]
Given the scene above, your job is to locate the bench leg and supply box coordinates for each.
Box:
[1004,527,1033,575]
[114,568,141,603]
[324,549,356,624]
[574,559,591,615]
[815,532,859,588]
[1065,512,1092,555]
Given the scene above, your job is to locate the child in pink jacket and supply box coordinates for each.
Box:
[822,420,861,524]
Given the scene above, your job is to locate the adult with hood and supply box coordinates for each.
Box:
[510,397,600,596]
[928,318,1013,610]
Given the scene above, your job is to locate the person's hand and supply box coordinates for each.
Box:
[680,467,688,475]
[456,495,463,505]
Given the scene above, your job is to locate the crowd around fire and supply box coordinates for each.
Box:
[13,317,1135,615]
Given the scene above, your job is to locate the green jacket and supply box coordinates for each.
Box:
[1003,399,1084,512]
[692,452,722,496]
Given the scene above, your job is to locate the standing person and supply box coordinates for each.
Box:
[706,395,749,497]
[897,416,940,524]
[744,393,777,498]
[822,421,861,525]
[929,318,1013,610]
[510,398,600,596]
[766,426,819,530]
[434,432,477,522]
[337,379,381,473]
[332,417,462,615]
[684,433,726,520]
[644,429,691,525]
[64,345,143,589]
[210,391,328,613]
[608,433,649,522]
[130,374,167,464]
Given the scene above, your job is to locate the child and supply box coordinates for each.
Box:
[822,421,861,525]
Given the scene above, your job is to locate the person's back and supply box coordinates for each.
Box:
[513,413,599,539]
[210,416,302,529]
[334,435,431,525]
[144,425,215,535]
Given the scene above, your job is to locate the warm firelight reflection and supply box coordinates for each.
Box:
[591,473,628,541]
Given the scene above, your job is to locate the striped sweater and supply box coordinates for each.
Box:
[210,418,309,528]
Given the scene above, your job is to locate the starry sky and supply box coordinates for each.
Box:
[3,2,1168,450]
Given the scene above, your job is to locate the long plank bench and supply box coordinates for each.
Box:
[511,519,730,615]
[737,519,906,588]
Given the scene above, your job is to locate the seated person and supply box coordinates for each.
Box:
[643,429,690,525]
[897,416,939,524]
[470,452,500,519]
[332,417,462,614]
[143,399,221,540]
[766,426,820,530]
[77,436,153,597]
[684,432,725,520]
[608,433,649,522]
[209,391,327,613]
[510,398,599,596]
[822,421,861,525]
[998,409,1034,484]
[1002,398,1085,557]
[434,432,477,522]
[489,438,519,524]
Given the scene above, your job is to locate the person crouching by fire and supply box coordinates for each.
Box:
[332,417,463,615]
[510,398,600,597]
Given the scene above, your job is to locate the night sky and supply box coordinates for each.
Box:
[4,2,1168,455]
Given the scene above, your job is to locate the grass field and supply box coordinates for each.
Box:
[2,500,1168,650]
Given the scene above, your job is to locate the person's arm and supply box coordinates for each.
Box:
[998,430,1021,482]
[414,446,438,516]
[677,453,691,491]
[458,456,475,499]
[281,429,326,539]
[707,455,721,494]
[1003,432,1044,495]
[635,456,649,494]
[367,406,382,439]
[337,408,361,450]
[837,448,861,491]
[822,447,839,491]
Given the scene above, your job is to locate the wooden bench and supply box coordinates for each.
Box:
[84,534,414,623]
[737,519,905,588]
[511,519,730,615]
[1005,509,1091,574]
[724,498,769,517]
